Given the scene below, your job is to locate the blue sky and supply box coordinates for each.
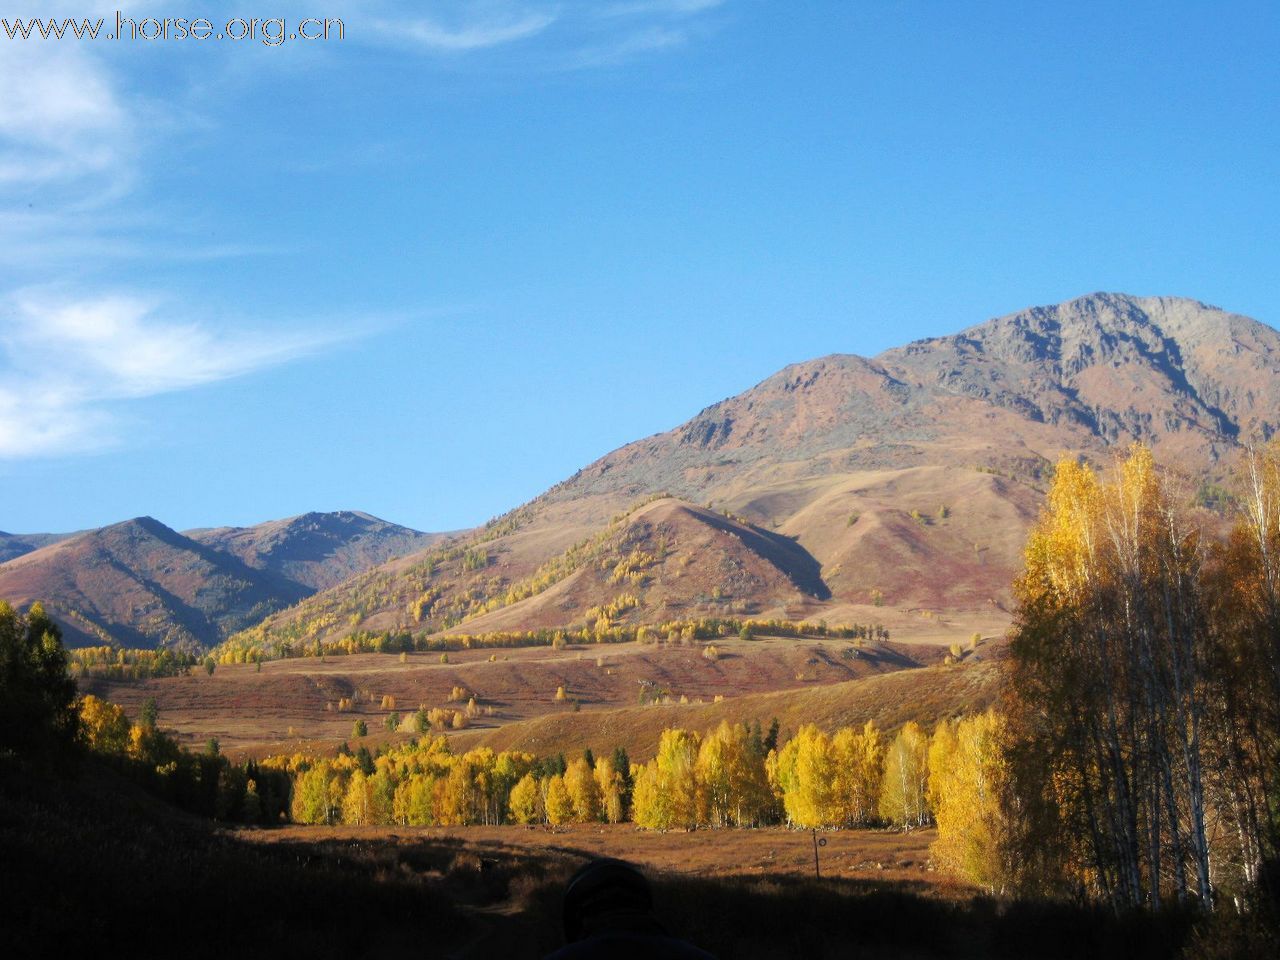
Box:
[1,0,1277,534]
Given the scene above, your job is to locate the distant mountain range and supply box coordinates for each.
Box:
[0,512,442,650]
[185,510,444,591]
[6,293,1279,652]
[0,531,77,564]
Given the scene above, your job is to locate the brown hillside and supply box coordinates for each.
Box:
[452,498,829,634]
[185,510,446,591]
[0,517,308,651]
[213,294,1280,656]
[84,634,950,756]
[0,530,75,564]
[457,657,1005,762]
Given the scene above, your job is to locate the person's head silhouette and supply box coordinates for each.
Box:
[544,858,717,959]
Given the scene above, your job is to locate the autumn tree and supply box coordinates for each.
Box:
[632,729,701,830]
[544,774,574,825]
[561,757,601,822]
[655,728,701,829]
[342,769,373,825]
[696,720,772,827]
[593,754,626,823]
[878,721,929,829]
[630,762,664,830]
[774,725,836,828]
[1202,441,1280,896]
[832,721,883,827]
[1004,446,1215,908]
[292,762,336,824]
[928,711,1008,892]
[509,772,543,825]
[79,694,130,755]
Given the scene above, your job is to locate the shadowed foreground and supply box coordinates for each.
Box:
[4,760,1195,960]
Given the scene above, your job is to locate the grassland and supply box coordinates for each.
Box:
[80,632,1002,758]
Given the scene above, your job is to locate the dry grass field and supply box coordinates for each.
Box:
[253,821,948,889]
[81,633,1004,758]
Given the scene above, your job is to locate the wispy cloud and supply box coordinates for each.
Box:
[600,0,726,17]
[0,40,132,192]
[568,23,696,68]
[372,10,558,52]
[0,0,733,461]
[0,290,349,458]
[356,0,727,64]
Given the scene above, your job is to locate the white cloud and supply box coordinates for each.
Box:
[601,0,726,16]
[374,10,558,52]
[0,40,132,190]
[0,290,349,458]
[355,0,727,62]
[566,25,688,68]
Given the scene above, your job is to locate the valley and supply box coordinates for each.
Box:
[80,631,1002,759]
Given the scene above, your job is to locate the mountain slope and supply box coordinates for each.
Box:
[185,511,445,591]
[451,497,831,635]
[0,531,76,564]
[0,518,310,651]
[214,294,1280,654]
[555,293,1280,508]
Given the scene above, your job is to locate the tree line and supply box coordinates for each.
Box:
[210,615,889,666]
[259,711,1003,891]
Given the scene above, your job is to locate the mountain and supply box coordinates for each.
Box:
[0,510,449,651]
[0,531,76,565]
[185,511,444,591]
[230,293,1280,655]
[453,497,830,635]
[553,293,1279,507]
[0,518,310,651]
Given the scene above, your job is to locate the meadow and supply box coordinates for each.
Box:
[79,632,987,759]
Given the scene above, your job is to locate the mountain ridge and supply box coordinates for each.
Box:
[8,293,1276,654]
[0,510,449,650]
[0,517,310,650]
[224,292,1280,657]
[185,510,445,591]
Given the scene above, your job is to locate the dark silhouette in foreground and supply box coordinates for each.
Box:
[544,858,718,959]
